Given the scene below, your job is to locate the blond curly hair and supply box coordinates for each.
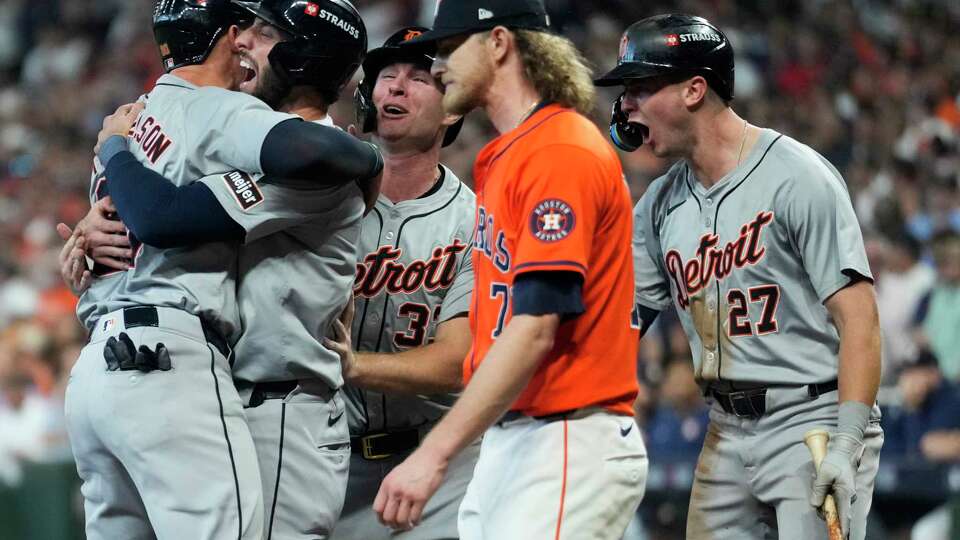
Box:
[513,29,596,116]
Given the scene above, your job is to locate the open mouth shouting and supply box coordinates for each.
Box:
[239,57,257,91]
[380,102,410,120]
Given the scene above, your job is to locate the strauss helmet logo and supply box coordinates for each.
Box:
[403,29,423,42]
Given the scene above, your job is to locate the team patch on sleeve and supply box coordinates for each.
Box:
[529,199,575,242]
[222,171,264,210]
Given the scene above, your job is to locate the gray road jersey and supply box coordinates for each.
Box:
[633,128,871,385]
[199,117,366,387]
[76,74,295,342]
[344,166,475,434]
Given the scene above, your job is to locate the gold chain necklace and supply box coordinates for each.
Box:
[515,100,540,129]
[736,119,748,165]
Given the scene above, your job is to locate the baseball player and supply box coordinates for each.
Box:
[374,1,648,538]
[61,1,380,539]
[320,27,477,540]
[595,14,884,540]
[65,1,377,538]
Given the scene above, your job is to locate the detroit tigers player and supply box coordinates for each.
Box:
[69,2,376,538]
[324,27,477,540]
[63,1,380,539]
[596,14,884,540]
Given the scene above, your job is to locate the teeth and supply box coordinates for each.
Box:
[384,105,405,114]
[240,59,253,71]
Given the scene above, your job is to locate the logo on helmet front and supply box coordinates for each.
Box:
[666,34,680,47]
[404,29,423,42]
[618,34,629,61]
[304,3,319,16]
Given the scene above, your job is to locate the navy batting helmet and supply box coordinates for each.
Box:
[153,0,242,72]
[595,14,734,101]
[232,0,366,100]
[596,14,734,152]
[355,26,463,147]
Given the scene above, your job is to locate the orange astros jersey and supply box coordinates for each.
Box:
[465,103,639,417]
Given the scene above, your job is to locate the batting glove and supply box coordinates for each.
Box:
[809,401,870,539]
[810,432,859,537]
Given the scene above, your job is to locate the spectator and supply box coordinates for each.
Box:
[882,352,960,460]
[874,232,936,385]
[915,231,960,382]
[643,357,710,462]
[882,352,960,540]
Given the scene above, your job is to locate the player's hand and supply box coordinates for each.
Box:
[324,300,358,381]
[810,433,861,538]
[57,223,92,296]
[95,102,143,155]
[75,197,132,270]
[373,444,448,531]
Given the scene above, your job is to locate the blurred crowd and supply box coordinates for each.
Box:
[0,0,958,537]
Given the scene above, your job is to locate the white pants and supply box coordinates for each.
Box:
[245,383,350,540]
[65,307,262,540]
[458,410,647,540]
[686,386,883,540]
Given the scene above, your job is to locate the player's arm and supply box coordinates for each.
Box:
[824,280,881,407]
[174,97,384,185]
[789,161,879,532]
[374,303,567,529]
[98,138,244,247]
[334,316,469,395]
[260,119,383,185]
[632,181,674,337]
[99,101,382,187]
[329,240,476,394]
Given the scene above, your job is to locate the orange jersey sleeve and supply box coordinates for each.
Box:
[508,145,611,279]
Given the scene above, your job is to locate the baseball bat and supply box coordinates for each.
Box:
[803,429,844,540]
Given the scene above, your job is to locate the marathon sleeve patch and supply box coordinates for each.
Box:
[222,171,264,210]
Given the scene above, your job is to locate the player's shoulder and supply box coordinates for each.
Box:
[526,105,616,160]
[190,85,268,110]
[764,129,848,192]
[442,165,477,205]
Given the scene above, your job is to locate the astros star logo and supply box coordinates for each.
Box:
[529,199,575,242]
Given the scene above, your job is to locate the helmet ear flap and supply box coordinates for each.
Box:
[354,78,377,134]
[609,93,647,152]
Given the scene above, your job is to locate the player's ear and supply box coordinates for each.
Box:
[226,25,241,52]
[682,75,709,109]
[441,113,462,128]
[486,27,511,64]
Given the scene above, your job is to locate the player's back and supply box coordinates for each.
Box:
[468,104,639,417]
[232,179,365,388]
[77,74,294,343]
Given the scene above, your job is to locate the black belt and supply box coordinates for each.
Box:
[247,381,298,408]
[122,306,230,359]
[350,429,419,460]
[709,380,838,419]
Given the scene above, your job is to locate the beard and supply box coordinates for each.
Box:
[441,75,487,117]
[253,64,292,109]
